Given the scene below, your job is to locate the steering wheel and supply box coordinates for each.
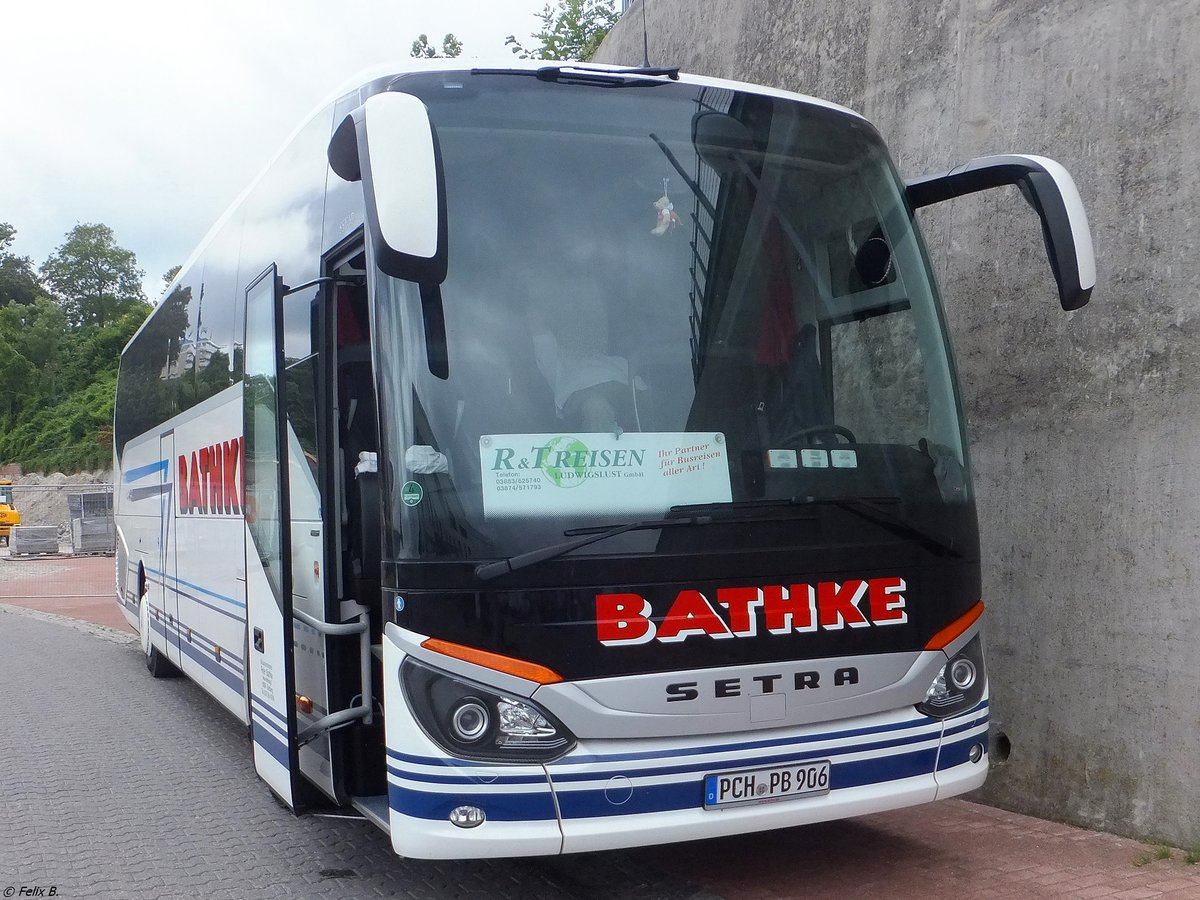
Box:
[775,424,857,446]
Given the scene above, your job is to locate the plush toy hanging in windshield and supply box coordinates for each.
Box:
[651,178,681,235]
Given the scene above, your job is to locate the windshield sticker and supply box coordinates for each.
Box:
[800,449,829,468]
[401,481,424,507]
[831,449,858,469]
[480,432,731,518]
[767,449,798,469]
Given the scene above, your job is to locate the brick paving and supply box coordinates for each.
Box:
[636,799,1200,899]
[0,551,131,632]
[2,556,1199,899]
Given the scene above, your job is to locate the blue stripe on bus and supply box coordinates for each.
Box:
[382,721,946,790]
[942,711,989,741]
[252,721,291,768]
[149,610,245,683]
[385,705,984,773]
[252,709,291,744]
[154,608,245,670]
[554,745,940,819]
[124,459,169,482]
[386,744,941,823]
[251,695,290,735]
[386,768,547,787]
[148,573,245,624]
[936,731,990,771]
[547,728,943,784]
[146,567,246,610]
[553,716,941,768]
[179,634,243,692]
[387,781,557,822]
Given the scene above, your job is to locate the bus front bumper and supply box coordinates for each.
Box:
[385,700,989,859]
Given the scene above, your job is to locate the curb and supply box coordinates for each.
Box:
[0,602,139,646]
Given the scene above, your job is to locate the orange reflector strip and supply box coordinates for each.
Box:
[925,600,984,650]
[421,638,564,685]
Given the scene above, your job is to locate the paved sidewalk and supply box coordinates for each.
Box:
[640,798,1200,899]
[0,551,132,632]
[2,561,1199,899]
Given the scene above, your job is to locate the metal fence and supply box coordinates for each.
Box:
[6,483,115,554]
[0,484,116,602]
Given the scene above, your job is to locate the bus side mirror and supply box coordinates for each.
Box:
[328,92,448,284]
[906,155,1095,311]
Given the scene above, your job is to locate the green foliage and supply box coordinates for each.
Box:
[0,221,152,473]
[506,0,618,61]
[0,372,119,473]
[0,223,41,307]
[40,222,148,328]
[411,33,463,59]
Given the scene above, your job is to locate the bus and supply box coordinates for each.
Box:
[114,60,1093,860]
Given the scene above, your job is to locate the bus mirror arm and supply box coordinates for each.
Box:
[282,276,363,297]
[328,92,449,285]
[905,154,1095,311]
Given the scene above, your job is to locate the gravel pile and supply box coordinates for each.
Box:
[9,471,113,535]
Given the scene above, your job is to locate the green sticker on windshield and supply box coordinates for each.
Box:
[401,481,424,507]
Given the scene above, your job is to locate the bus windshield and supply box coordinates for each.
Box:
[372,73,971,564]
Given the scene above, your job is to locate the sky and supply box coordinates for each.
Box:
[1,0,548,302]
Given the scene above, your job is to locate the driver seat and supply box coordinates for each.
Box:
[764,323,832,445]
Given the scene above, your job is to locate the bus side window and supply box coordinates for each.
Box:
[335,284,382,627]
[282,288,321,488]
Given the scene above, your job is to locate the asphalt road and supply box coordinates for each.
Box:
[2,600,1198,900]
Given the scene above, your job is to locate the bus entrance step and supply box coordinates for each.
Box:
[350,794,390,835]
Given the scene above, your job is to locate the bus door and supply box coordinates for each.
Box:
[242,265,302,808]
[157,429,182,667]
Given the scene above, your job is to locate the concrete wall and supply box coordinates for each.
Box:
[598,0,1200,846]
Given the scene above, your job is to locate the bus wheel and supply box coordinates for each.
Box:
[140,590,179,678]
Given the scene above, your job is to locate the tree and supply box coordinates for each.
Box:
[411,33,464,59]
[0,223,41,307]
[162,264,182,287]
[40,223,149,328]
[506,0,618,61]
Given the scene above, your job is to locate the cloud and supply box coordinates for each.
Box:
[2,0,546,300]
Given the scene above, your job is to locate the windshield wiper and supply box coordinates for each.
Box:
[475,504,826,581]
[475,515,713,581]
[672,496,962,558]
[474,495,958,582]
[471,65,680,86]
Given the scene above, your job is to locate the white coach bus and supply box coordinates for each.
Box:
[114,60,1093,859]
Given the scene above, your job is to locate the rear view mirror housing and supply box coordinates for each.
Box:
[328,92,448,284]
[906,155,1094,311]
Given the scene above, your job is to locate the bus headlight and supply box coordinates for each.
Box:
[401,659,575,762]
[450,700,490,742]
[916,635,986,719]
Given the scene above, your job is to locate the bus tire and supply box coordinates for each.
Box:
[140,590,180,678]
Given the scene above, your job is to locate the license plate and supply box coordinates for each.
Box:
[704,760,831,809]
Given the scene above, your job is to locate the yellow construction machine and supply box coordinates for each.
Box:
[0,478,20,545]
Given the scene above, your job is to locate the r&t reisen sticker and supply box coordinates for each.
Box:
[480,432,732,518]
